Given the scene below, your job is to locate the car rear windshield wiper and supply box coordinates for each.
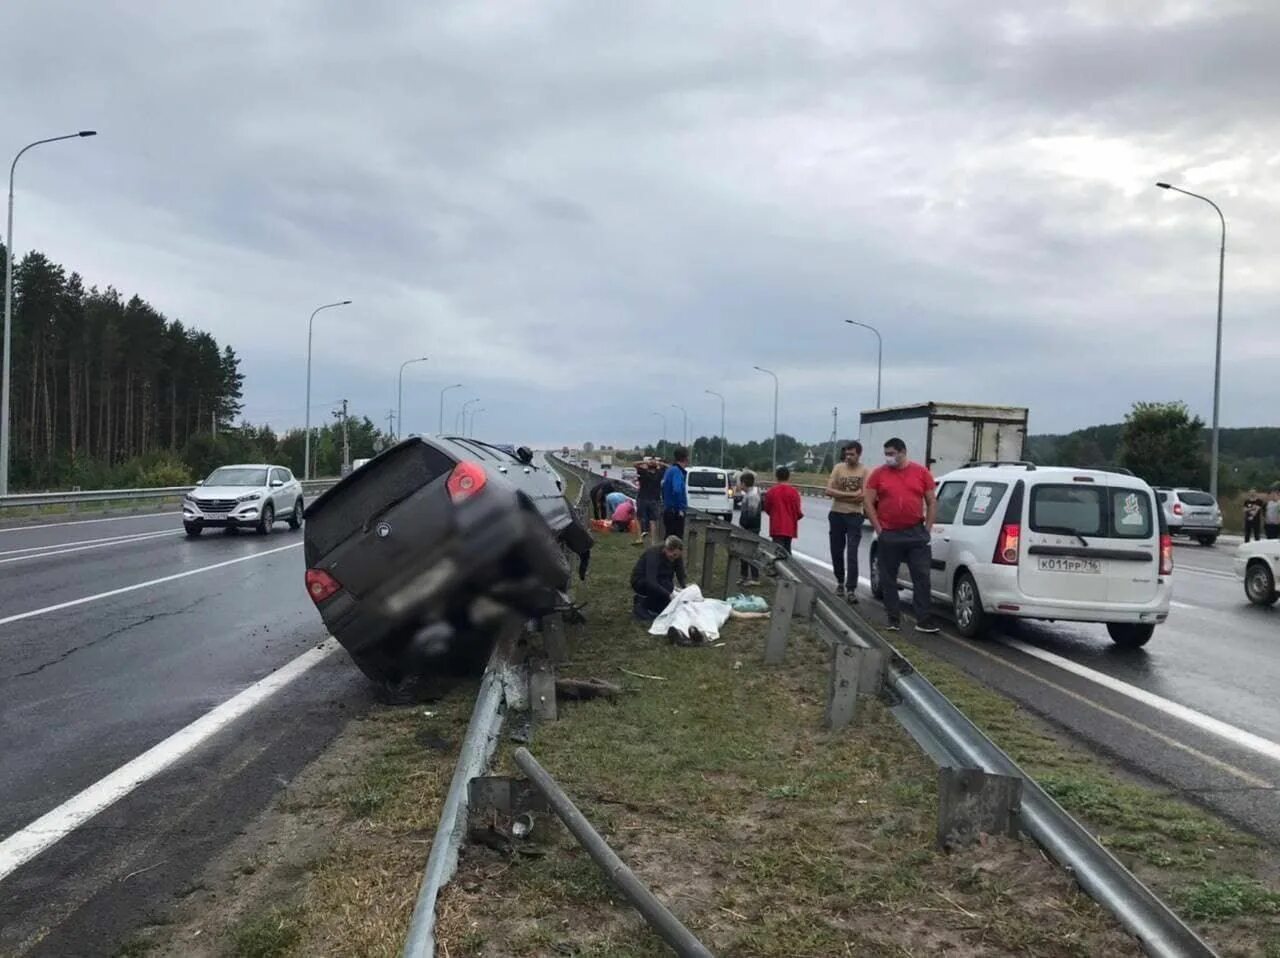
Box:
[1037,525,1090,547]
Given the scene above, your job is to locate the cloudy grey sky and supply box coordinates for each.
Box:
[3,0,1277,447]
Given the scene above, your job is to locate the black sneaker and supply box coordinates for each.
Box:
[886,619,901,632]
[915,619,941,634]
[848,593,859,605]
[834,583,846,598]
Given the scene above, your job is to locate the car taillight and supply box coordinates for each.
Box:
[993,523,1020,565]
[1159,534,1174,576]
[446,462,487,503]
[1172,502,1183,516]
[306,568,342,604]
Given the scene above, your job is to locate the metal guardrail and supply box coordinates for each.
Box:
[566,460,1214,957]
[0,479,339,513]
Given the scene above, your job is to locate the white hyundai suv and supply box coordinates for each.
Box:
[183,464,304,537]
[870,462,1172,647]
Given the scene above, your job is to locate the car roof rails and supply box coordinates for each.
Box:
[959,460,1037,471]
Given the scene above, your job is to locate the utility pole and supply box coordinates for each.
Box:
[386,409,396,438]
[212,411,217,438]
[340,399,350,474]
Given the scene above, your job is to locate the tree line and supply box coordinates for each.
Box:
[3,244,394,490]
[4,245,244,489]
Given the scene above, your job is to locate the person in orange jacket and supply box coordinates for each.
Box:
[762,465,803,555]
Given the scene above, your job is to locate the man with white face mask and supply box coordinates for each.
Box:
[864,437,940,633]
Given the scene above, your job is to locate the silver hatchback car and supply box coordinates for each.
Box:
[1154,487,1222,546]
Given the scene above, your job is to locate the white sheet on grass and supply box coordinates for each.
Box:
[647,585,733,640]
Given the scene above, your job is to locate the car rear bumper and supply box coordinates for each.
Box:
[977,568,1171,623]
[1169,522,1221,535]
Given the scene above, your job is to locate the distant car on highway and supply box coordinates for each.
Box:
[871,462,1171,647]
[303,436,593,689]
[183,464,304,537]
[686,467,734,521]
[1234,540,1280,606]
[621,467,637,482]
[1154,487,1222,546]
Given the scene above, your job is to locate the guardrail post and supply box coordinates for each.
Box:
[684,518,703,574]
[764,577,796,664]
[541,612,568,664]
[815,619,885,697]
[701,526,730,594]
[936,768,1022,850]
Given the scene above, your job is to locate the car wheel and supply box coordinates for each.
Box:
[257,503,274,535]
[184,522,202,538]
[287,499,304,530]
[952,571,988,638]
[1197,535,1218,546]
[1107,623,1155,648]
[1244,561,1279,606]
[869,546,884,600]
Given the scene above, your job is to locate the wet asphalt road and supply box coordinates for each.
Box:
[0,511,373,956]
[592,461,1279,840]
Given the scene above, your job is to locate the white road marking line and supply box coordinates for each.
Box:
[0,529,174,557]
[1170,601,1199,610]
[0,638,340,883]
[0,511,178,534]
[0,542,303,627]
[794,550,1280,766]
[1177,565,1237,580]
[1002,638,1280,765]
[0,530,180,565]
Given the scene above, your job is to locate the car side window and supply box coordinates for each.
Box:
[962,481,1009,526]
[270,468,285,485]
[282,469,294,483]
[935,481,967,525]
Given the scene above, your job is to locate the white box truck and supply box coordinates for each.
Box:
[858,402,1029,477]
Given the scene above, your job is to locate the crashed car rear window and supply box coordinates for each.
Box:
[305,442,455,562]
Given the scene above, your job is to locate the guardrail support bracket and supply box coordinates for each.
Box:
[530,660,558,722]
[937,767,1022,850]
[541,612,568,664]
[825,642,877,729]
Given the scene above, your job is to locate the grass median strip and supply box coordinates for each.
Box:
[433,536,1140,955]
[896,640,1280,956]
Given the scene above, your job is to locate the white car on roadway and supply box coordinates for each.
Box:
[1234,541,1280,606]
[183,464,304,537]
[686,467,734,521]
[870,462,1172,647]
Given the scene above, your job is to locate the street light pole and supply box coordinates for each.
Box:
[1157,182,1226,500]
[304,299,352,479]
[754,366,779,474]
[1,130,97,496]
[669,404,688,449]
[438,383,462,434]
[396,355,429,440]
[456,398,478,434]
[844,320,883,409]
[705,389,725,467]
[651,411,667,451]
[469,407,485,438]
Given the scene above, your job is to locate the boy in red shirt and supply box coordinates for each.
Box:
[865,437,939,633]
[762,465,803,555]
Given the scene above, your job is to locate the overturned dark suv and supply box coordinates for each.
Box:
[303,437,592,688]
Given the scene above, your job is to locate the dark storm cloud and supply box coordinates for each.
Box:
[1,0,1275,446]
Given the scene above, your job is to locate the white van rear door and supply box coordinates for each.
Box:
[1018,478,1159,604]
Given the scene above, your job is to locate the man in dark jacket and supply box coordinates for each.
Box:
[630,535,687,621]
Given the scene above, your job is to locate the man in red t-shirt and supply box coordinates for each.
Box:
[865,437,939,633]
[762,465,803,555]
